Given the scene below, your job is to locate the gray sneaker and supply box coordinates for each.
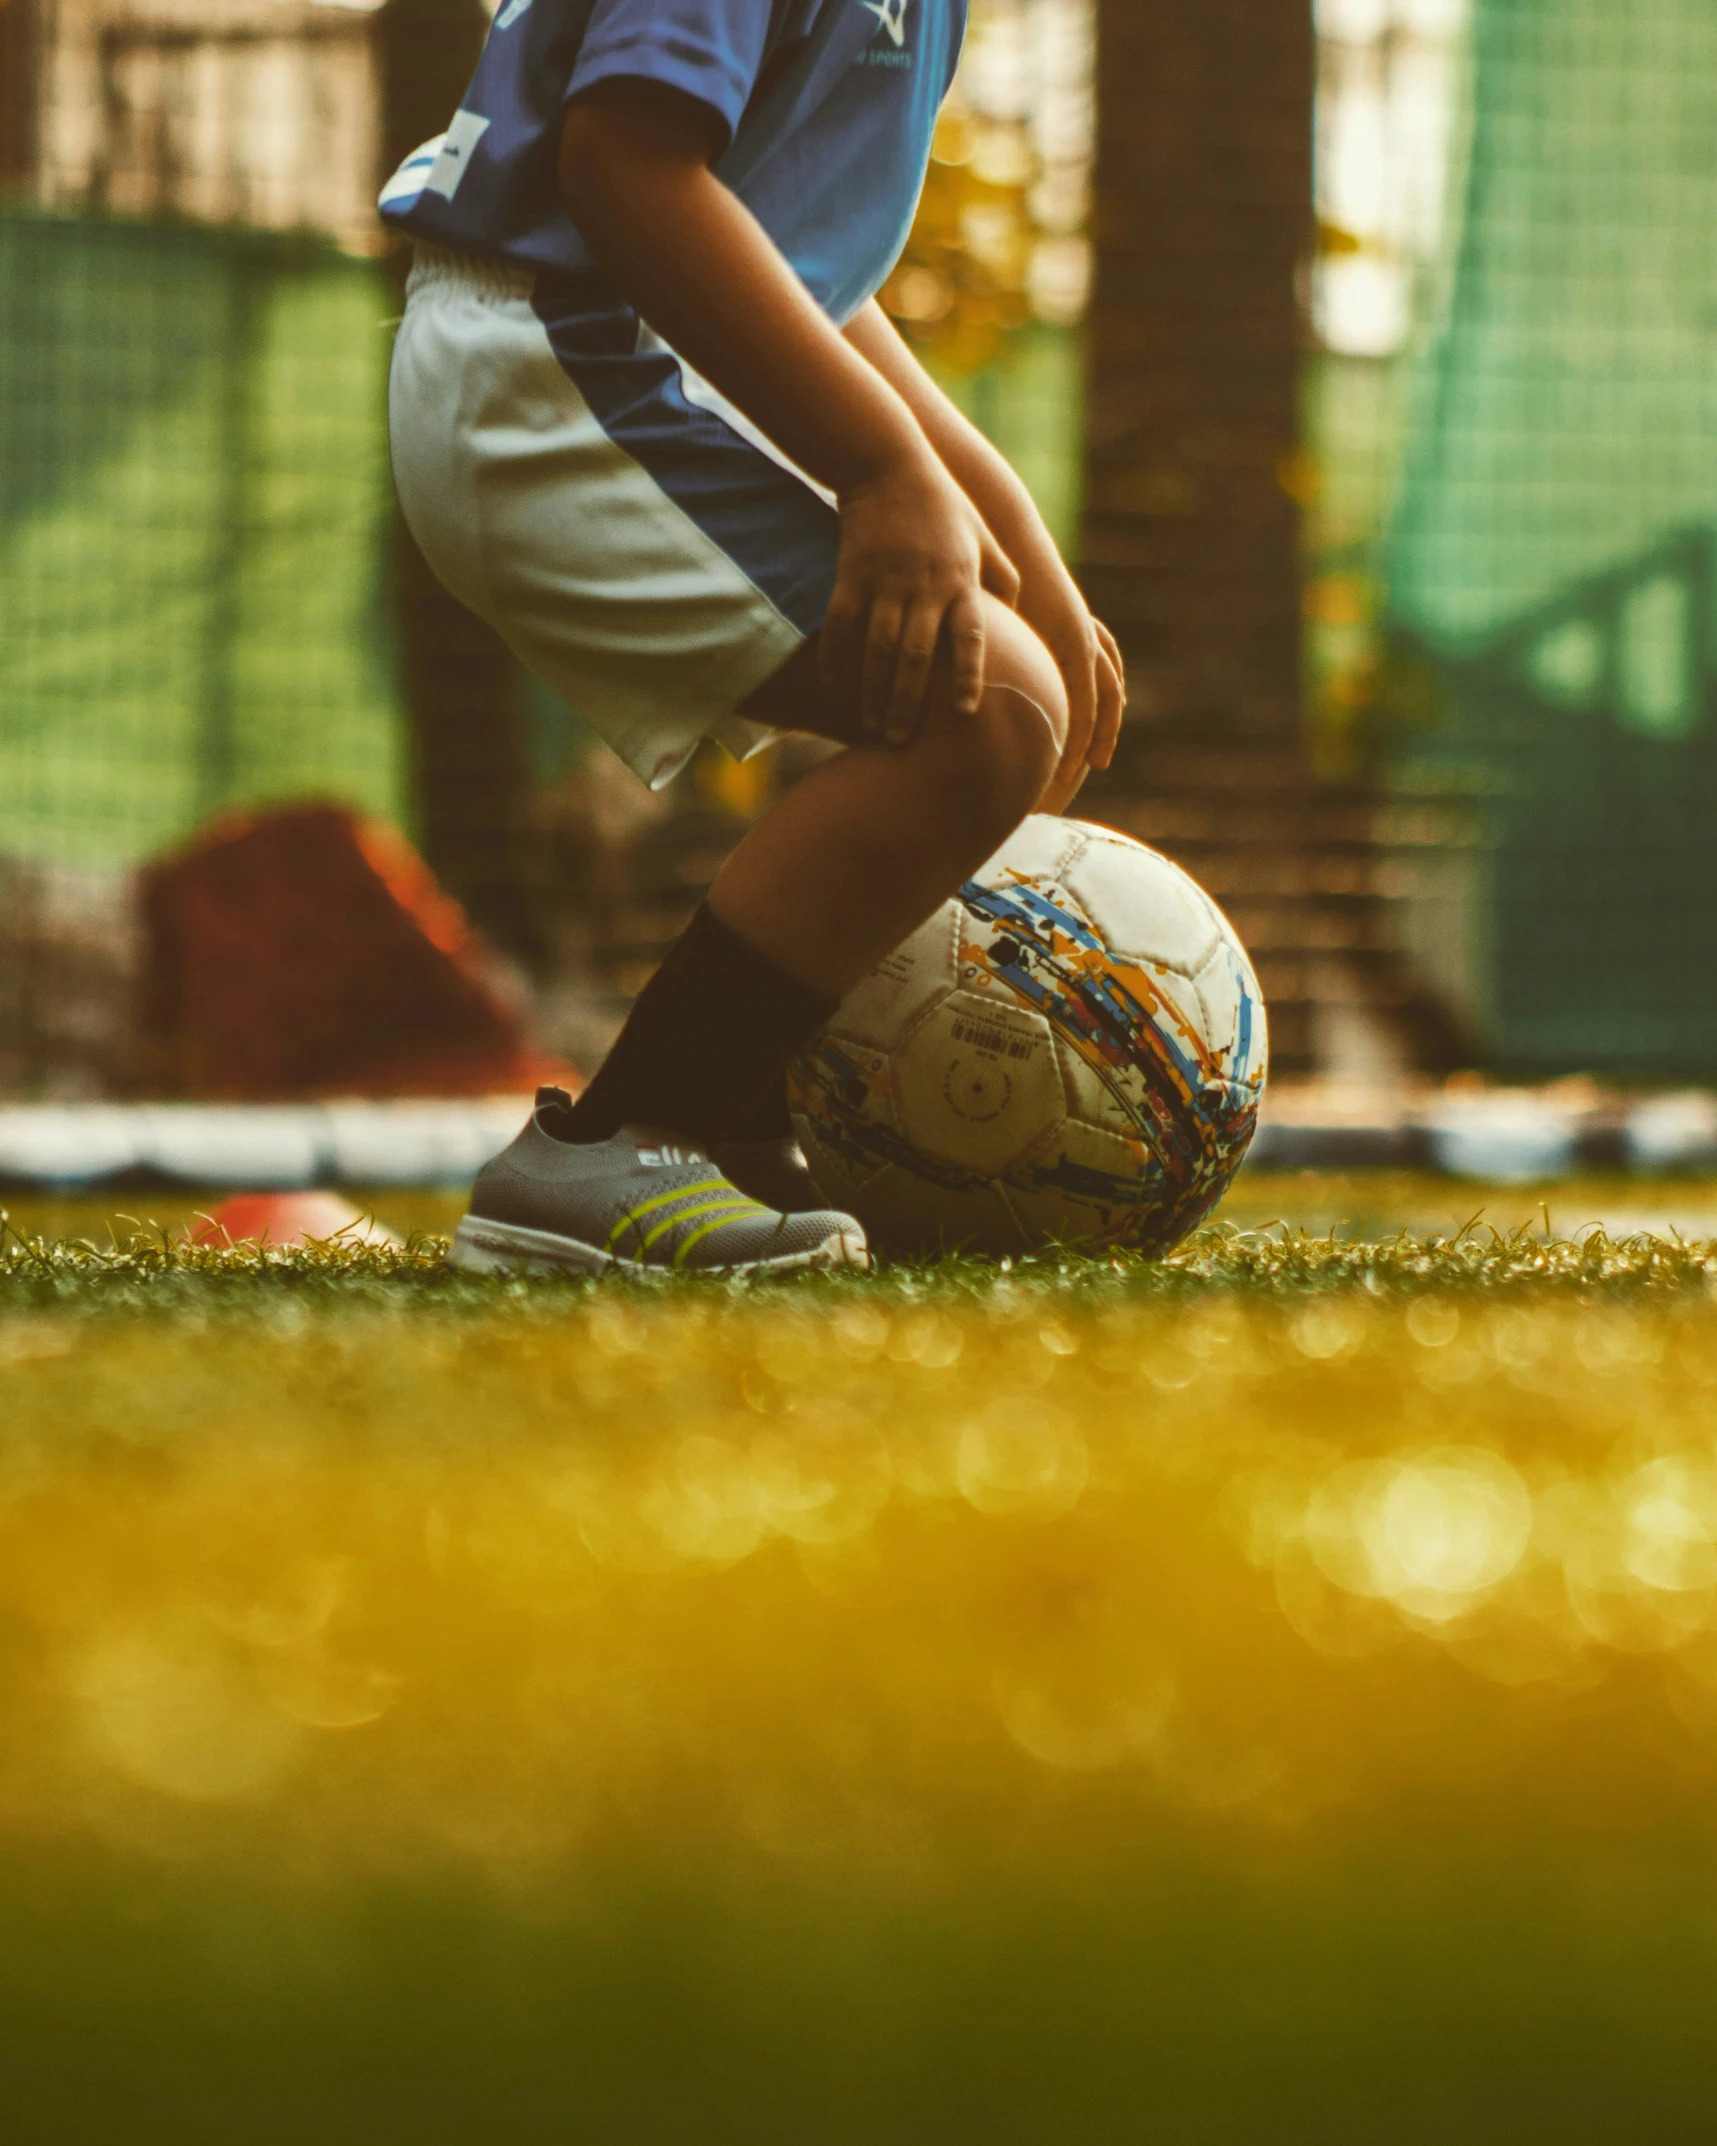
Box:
[450,1105,869,1277]
[708,1135,829,1214]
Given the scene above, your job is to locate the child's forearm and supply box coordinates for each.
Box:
[560,87,933,498]
[844,306,1126,776]
[842,302,1061,577]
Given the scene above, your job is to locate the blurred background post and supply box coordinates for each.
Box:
[377,0,546,964]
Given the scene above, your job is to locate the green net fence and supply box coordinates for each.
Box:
[0,213,403,869]
[1356,0,1717,1074]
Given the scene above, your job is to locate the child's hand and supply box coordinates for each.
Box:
[1020,561,1126,801]
[822,448,1010,745]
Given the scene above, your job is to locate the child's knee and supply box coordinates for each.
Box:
[989,678,1064,795]
[952,626,1067,834]
[933,685,1055,852]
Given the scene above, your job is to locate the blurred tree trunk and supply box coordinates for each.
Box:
[1081,0,1461,1076]
[1083,0,1312,747]
[0,0,41,197]
[376,0,546,962]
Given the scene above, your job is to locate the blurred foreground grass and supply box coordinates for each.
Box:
[5,1186,1717,2137]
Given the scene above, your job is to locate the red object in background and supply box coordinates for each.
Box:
[190,1193,403,1249]
[141,804,578,1098]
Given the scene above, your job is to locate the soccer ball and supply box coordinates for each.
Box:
[787,817,1268,1257]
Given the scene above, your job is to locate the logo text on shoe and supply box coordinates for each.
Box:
[636,1142,703,1169]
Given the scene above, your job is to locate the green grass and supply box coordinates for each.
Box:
[6,1178,1717,2138]
[5,1170,1717,1315]
[2,1224,1716,1316]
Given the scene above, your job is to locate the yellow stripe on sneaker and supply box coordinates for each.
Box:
[640,1195,769,1258]
[604,1176,733,1254]
[672,1205,783,1268]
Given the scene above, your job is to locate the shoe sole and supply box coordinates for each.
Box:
[448,1214,870,1278]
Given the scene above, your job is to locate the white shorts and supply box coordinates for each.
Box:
[388,245,842,790]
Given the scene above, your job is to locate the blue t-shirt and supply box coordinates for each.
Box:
[380,0,966,325]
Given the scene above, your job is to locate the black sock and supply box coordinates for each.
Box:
[723,1076,793,1144]
[563,905,833,1146]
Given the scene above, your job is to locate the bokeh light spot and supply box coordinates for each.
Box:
[957,1398,1088,1520]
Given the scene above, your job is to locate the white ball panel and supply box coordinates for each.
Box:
[1007,1118,1158,1249]
[827,902,959,1051]
[1191,943,1243,1067]
[893,990,1066,1176]
[974,815,1085,893]
[1142,964,1217,1068]
[1053,1030,1140,1141]
[1192,941,1269,1089]
[1063,831,1220,976]
[1054,1026,1118,1123]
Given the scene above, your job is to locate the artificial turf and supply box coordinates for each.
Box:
[4,1182,1717,2139]
[6,1165,1717,1308]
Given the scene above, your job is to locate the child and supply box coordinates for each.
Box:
[382,0,1125,1274]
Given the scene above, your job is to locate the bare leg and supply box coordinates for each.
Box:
[710,592,1070,996]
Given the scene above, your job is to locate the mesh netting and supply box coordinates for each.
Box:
[0,213,402,870]
[1382,0,1717,1072]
